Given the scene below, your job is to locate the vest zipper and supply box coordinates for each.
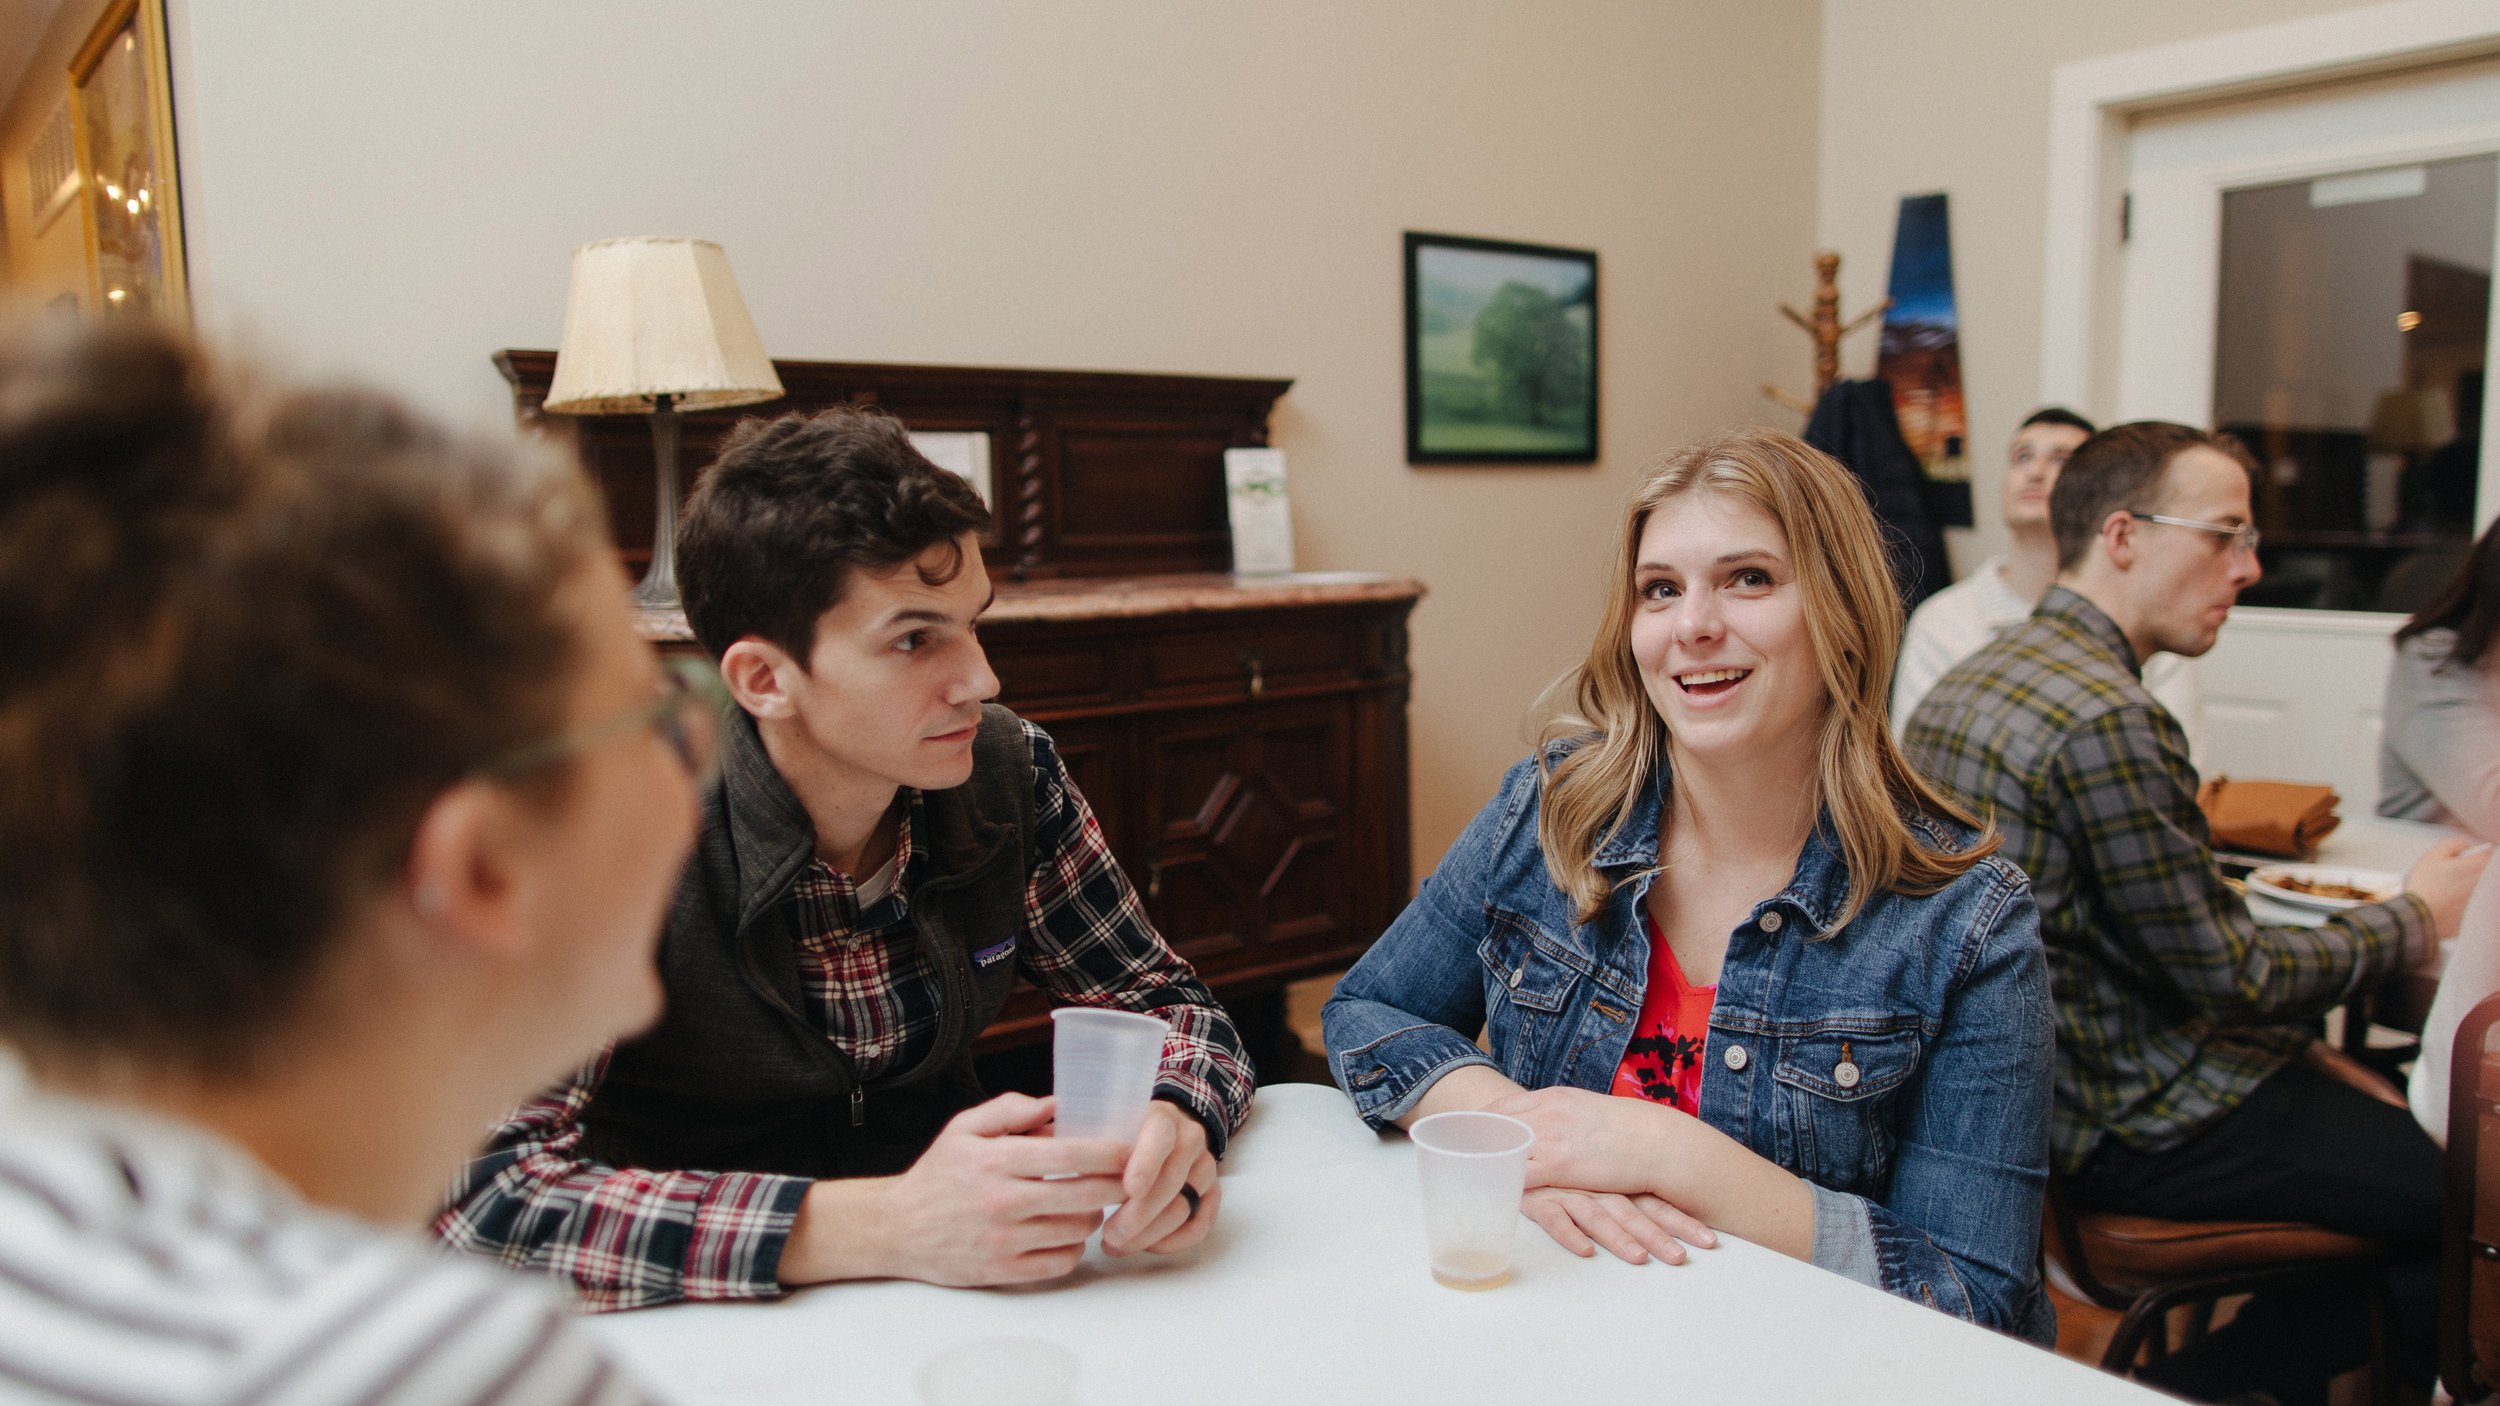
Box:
[849,1085,865,1127]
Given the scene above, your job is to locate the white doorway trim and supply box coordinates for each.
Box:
[2039,0,2500,414]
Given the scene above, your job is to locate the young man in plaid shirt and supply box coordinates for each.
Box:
[437,406,1254,1309]
[1902,421,2488,1405]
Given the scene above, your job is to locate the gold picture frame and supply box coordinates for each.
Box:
[69,0,186,324]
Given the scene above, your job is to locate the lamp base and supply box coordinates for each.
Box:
[632,568,682,613]
[634,395,684,613]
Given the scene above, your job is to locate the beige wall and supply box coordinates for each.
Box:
[168,0,1822,873]
[1815,0,2385,574]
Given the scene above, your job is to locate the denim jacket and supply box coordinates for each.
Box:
[1323,752,2056,1343]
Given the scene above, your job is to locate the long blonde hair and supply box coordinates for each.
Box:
[1535,426,1994,929]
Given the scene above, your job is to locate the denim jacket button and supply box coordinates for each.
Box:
[1758,910,1784,934]
[1508,966,1524,989]
[1835,1060,1861,1089]
[1723,1043,1749,1072]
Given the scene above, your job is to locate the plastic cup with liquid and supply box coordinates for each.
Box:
[1050,1007,1169,1143]
[1410,1110,1535,1290]
[916,1337,1079,1406]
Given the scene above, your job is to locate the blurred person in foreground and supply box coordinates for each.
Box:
[1325,427,2056,1342]
[0,319,705,1404]
[1903,420,2488,1405]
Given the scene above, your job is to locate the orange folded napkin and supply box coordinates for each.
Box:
[2197,776,2341,858]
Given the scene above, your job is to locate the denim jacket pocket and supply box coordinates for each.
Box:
[1477,905,1589,1075]
[1772,1023,1922,1195]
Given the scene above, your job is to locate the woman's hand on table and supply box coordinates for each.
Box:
[1100,1099,1220,1257]
[1521,1187,1717,1265]
[1485,1085,1675,1194]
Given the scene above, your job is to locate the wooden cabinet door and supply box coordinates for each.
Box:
[1024,712,1138,886]
[1136,695,1353,975]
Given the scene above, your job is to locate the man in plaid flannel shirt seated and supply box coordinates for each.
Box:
[1902,421,2488,1405]
[436,405,1254,1310]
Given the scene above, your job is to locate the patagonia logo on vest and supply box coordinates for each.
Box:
[971,939,1016,968]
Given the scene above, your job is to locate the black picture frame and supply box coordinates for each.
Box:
[1404,231,1598,465]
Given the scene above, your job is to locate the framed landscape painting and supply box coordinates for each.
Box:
[1404,232,1597,464]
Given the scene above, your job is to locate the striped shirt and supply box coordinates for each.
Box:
[436,721,1253,1311]
[0,1061,645,1406]
[1902,586,2432,1172]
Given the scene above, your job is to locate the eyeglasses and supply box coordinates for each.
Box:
[478,655,729,784]
[2129,511,2262,556]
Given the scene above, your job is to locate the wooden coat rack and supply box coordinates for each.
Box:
[1763,251,1890,416]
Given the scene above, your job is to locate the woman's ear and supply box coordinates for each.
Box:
[721,637,797,719]
[401,780,530,961]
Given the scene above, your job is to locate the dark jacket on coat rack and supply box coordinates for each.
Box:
[1803,377,1952,611]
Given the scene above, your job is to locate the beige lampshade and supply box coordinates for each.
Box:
[542,236,784,415]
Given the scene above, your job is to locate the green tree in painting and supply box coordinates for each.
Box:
[1471,281,1587,427]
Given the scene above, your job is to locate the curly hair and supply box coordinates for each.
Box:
[675,404,992,661]
[0,319,609,1071]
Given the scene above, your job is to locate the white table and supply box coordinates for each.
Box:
[586,1083,2162,1404]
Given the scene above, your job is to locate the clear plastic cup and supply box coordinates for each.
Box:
[1050,1007,1169,1143]
[916,1337,1079,1406]
[1410,1110,1535,1290]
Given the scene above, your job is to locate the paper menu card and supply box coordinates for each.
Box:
[1224,447,1294,576]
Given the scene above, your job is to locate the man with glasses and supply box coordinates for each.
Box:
[438,406,1252,1309]
[1902,421,2487,1404]
[1890,408,2205,763]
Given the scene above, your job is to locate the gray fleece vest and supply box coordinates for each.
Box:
[578,704,1032,1179]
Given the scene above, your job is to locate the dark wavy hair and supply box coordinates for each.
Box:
[675,404,992,662]
[2396,515,2500,669]
[0,319,608,1071]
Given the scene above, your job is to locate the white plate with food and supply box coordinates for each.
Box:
[2245,864,2401,912]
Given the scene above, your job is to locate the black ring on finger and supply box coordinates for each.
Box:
[1178,1183,1203,1220]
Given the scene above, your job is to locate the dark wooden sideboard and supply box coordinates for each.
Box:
[495,351,1422,1071]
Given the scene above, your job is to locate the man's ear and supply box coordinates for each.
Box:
[721,637,800,719]
[402,780,529,961]
[2098,510,2139,571]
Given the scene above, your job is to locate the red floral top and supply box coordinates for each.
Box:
[1611,911,1718,1111]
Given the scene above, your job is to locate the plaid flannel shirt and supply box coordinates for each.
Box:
[1901,586,2431,1173]
[434,721,1253,1311]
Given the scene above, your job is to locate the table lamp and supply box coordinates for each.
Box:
[2369,385,2453,458]
[542,236,784,610]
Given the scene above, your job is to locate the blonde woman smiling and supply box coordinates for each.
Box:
[1325,427,2055,1340]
